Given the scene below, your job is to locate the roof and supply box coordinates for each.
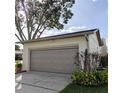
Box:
[17,28,102,46]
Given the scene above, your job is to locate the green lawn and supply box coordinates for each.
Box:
[59,84,108,93]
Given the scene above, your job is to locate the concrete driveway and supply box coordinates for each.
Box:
[15,71,71,93]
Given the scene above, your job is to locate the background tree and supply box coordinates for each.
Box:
[15,45,22,60]
[15,0,75,44]
[15,45,20,50]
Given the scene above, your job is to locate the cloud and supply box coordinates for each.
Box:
[67,26,87,32]
[92,0,98,2]
[42,26,87,37]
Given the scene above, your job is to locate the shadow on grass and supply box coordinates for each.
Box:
[59,83,108,93]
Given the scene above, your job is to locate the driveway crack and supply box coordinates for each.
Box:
[16,82,58,92]
[32,80,41,84]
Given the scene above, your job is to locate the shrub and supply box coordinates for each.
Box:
[94,70,108,85]
[71,70,108,86]
[15,61,22,73]
[15,61,22,68]
[15,54,22,60]
[100,55,108,68]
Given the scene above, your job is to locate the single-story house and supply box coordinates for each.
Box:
[22,28,102,74]
[15,50,23,54]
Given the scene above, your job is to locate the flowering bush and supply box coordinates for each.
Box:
[71,70,108,86]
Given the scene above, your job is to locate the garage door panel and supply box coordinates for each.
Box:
[30,48,78,73]
[31,51,76,58]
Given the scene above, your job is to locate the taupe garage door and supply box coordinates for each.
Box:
[30,47,78,74]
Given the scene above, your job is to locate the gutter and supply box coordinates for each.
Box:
[15,29,99,44]
[19,32,95,44]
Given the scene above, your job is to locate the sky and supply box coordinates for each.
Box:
[70,0,108,38]
[16,0,108,44]
[42,0,108,39]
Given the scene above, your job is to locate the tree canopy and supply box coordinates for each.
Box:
[15,0,75,44]
[15,45,20,50]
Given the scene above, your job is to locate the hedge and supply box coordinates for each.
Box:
[71,70,108,86]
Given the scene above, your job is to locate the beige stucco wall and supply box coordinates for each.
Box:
[23,33,100,71]
[23,36,87,71]
[88,33,101,53]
